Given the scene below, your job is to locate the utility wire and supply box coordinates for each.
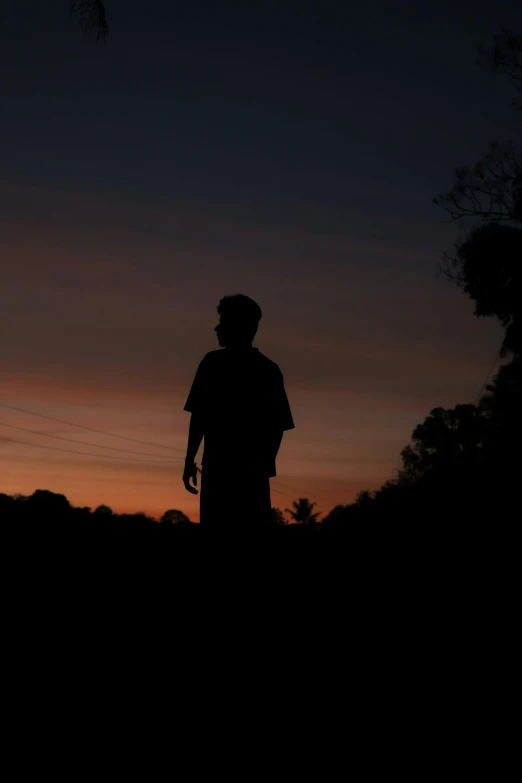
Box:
[271,478,305,495]
[271,482,319,503]
[0,436,182,465]
[0,402,186,453]
[1,429,322,507]
[0,410,322,499]
[270,486,288,499]
[0,421,183,461]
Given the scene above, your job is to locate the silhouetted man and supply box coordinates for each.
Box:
[183,295,294,528]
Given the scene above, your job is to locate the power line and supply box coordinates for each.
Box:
[1,430,327,508]
[271,482,316,502]
[0,421,184,461]
[0,402,187,453]
[271,478,305,495]
[0,435,182,465]
[1,410,322,501]
[270,486,288,499]
[271,481,330,514]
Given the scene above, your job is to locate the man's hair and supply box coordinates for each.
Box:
[217,294,262,327]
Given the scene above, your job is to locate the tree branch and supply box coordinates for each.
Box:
[70,0,108,43]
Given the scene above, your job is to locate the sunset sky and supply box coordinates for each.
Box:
[2,0,520,520]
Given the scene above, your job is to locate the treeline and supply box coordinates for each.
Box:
[322,30,521,530]
[0,489,191,530]
[0,490,326,533]
[322,356,520,529]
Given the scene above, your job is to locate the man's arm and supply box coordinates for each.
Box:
[270,428,284,463]
[186,412,205,463]
[183,413,205,494]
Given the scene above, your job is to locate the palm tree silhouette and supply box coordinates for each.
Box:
[285,498,321,527]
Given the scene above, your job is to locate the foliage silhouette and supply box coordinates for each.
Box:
[371,28,520,529]
[452,222,522,356]
[477,29,522,111]
[271,507,288,526]
[399,405,488,484]
[350,351,520,524]
[27,489,72,518]
[160,509,192,526]
[433,139,522,226]
[0,489,326,541]
[321,504,358,531]
[70,1,108,42]
[285,498,321,528]
[433,29,521,359]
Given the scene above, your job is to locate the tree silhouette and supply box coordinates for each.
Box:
[70,0,109,42]
[27,489,72,516]
[321,504,357,530]
[478,355,521,477]
[399,405,488,483]
[94,504,113,516]
[433,29,522,360]
[271,507,288,526]
[479,355,521,418]
[433,139,522,226]
[432,29,522,228]
[160,509,192,526]
[355,489,375,509]
[285,498,321,527]
[477,29,522,111]
[451,222,522,356]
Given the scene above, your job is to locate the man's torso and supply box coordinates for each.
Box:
[185,348,293,477]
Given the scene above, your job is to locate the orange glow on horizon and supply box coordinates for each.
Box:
[1,181,504,519]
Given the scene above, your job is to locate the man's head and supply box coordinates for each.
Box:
[215,294,262,347]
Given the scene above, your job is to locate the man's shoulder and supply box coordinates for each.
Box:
[202,348,279,365]
[200,349,282,377]
[199,350,226,366]
[254,350,281,375]
[201,350,222,361]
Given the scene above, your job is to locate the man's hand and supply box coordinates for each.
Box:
[183,460,199,495]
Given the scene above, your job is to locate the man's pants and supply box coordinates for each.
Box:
[199,467,272,528]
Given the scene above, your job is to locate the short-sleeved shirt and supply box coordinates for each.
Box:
[184,348,294,477]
